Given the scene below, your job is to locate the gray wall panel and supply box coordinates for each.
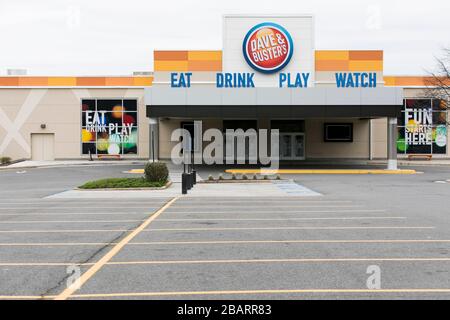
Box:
[221,88,257,105]
[291,88,327,105]
[186,86,222,105]
[362,88,398,105]
[150,86,187,105]
[256,88,291,105]
[326,88,361,105]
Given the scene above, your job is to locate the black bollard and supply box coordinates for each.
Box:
[192,170,197,185]
[182,173,188,194]
[187,172,193,190]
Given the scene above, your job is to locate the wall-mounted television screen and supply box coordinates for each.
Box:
[324,123,353,142]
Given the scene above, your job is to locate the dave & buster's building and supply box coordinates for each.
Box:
[0,15,448,169]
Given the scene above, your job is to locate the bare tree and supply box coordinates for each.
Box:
[425,48,450,103]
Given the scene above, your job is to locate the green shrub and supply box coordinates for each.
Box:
[231,173,237,180]
[253,174,258,180]
[144,161,169,183]
[208,175,214,181]
[263,175,269,180]
[79,178,166,189]
[1,157,11,165]
[218,174,224,180]
[242,174,248,180]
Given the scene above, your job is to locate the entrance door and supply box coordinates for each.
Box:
[31,133,55,161]
[280,133,305,160]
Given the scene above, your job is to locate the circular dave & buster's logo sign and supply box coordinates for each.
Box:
[242,22,294,74]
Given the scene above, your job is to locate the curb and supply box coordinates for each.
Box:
[225,169,417,175]
[75,181,173,191]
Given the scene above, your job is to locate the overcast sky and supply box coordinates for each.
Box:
[0,0,448,76]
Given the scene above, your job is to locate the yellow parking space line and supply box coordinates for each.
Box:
[226,169,417,175]
[128,239,450,246]
[1,257,450,268]
[4,287,450,300]
[0,220,144,224]
[5,226,428,234]
[0,243,112,246]
[0,229,129,234]
[170,205,363,208]
[0,262,95,266]
[106,257,450,266]
[174,200,353,203]
[0,238,443,247]
[54,197,179,301]
[0,295,55,300]
[0,213,151,217]
[69,288,450,298]
[125,169,144,174]
[166,210,387,214]
[0,206,157,210]
[158,217,407,221]
[145,226,435,232]
[0,210,386,216]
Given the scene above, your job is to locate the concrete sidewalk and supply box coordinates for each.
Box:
[46,179,321,199]
[1,160,148,170]
[2,158,450,171]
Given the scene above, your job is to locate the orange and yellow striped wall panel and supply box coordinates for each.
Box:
[0,76,153,87]
[154,50,222,72]
[315,50,383,72]
[384,76,450,87]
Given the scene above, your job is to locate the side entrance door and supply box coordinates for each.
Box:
[31,133,55,161]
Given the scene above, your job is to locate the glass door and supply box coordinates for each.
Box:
[280,134,293,159]
[293,134,305,159]
[280,133,305,160]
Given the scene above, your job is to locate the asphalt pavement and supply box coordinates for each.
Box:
[0,163,449,299]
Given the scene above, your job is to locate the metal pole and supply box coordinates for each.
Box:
[151,131,155,163]
[387,117,398,170]
[191,149,196,185]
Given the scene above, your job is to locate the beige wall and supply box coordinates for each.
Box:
[372,118,388,159]
[0,88,148,160]
[305,118,370,159]
[2,86,447,162]
[158,118,380,160]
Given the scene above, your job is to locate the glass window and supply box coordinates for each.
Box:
[81,99,138,155]
[398,112,406,126]
[433,112,447,125]
[123,99,138,112]
[97,100,123,111]
[433,99,447,111]
[81,100,95,111]
[405,99,431,109]
[398,98,447,155]
[397,127,407,154]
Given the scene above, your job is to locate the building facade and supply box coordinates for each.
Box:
[0,15,448,166]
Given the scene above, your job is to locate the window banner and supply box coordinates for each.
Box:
[81,99,138,155]
[397,99,447,155]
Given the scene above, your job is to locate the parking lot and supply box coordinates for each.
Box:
[0,164,450,299]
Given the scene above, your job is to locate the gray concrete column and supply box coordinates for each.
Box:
[387,117,398,170]
[149,118,159,162]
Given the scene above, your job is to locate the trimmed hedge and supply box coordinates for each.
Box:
[144,162,169,183]
[1,157,11,165]
[79,178,166,189]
